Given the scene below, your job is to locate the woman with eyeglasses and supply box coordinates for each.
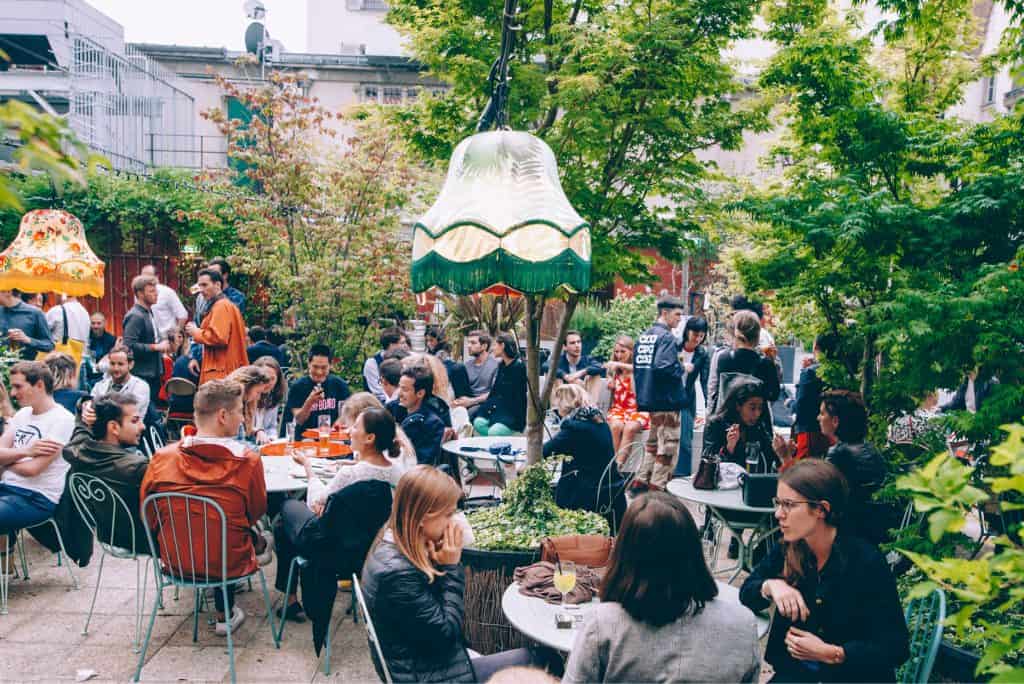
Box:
[739,459,909,683]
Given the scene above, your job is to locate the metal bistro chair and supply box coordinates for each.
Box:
[898,587,946,684]
[68,473,160,652]
[163,377,196,440]
[352,574,393,684]
[1,516,79,615]
[274,555,347,675]
[134,493,280,684]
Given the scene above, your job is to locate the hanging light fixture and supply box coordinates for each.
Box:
[0,209,105,297]
[410,0,590,297]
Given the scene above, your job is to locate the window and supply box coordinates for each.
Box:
[383,87,403,105]
[362,86,379,104]
[985,76,996,105]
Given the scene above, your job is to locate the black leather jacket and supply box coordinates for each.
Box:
[361,540,475,682]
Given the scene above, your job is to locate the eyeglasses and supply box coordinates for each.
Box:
[772,497,819,512]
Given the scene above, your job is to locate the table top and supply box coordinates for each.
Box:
[261,453,339,493]
[501,579,768,653]
[666,477,776,514]
[442,436,529,465]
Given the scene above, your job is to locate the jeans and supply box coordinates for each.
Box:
[0,483,56,532]
[675,408,697,477]
[214,585,235,614]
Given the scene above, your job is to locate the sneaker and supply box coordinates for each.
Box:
[215,606,246,635]
[256,531,274,566]
[276,601,306,623]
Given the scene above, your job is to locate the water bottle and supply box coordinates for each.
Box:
[237,424,246,443]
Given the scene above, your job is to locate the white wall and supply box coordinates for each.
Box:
[306,0,406,56]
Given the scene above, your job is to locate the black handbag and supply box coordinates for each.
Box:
[742,472,778,508]
[693,454,720,490]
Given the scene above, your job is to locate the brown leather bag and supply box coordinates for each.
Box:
[541,535,614,569]
[693,454,720,490]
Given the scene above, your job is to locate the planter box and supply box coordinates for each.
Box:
[935,640,987,683]
[462,546,540,655]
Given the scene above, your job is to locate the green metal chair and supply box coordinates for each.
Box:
[898,587,946,683]
[68,473,161,652]
[352,573,393,684]
[133,493,280,684]
[275,555,340,675]
[1,516,79,615]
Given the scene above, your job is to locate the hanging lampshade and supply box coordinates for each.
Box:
[411,130,590,295]
[0,209,105,297]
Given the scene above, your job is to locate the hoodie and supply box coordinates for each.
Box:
[64,419,150,552]
[141,436,267,579]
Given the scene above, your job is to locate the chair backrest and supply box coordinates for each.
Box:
[149,425,165,451]
[353,573,393,684]
[140,492,228,585]
[898,587,946,684]
[69,472,140,555]
[165,377,196,397]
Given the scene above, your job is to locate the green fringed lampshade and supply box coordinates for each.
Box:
[411,130,590,295]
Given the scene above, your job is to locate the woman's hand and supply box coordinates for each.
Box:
[725,423,741,454]
[763,579,810,622]
[290,450,309,468]
[773,434,796,460]
[785,627,836,662]
[255,430,270,445]
[311,500,326,517]
[429,520,464,566]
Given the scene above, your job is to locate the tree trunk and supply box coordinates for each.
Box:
[524,293,579,464]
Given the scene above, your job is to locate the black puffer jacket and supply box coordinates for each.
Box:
[361,540,475,683]
[828,441,896,544]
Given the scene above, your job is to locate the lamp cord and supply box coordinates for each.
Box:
[476,0,520,132]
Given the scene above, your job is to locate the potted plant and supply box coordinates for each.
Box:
[462,459,609,653]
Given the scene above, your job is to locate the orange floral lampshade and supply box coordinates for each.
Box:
[0,209,105,297]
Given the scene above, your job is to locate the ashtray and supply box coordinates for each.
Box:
[554,612,574,629]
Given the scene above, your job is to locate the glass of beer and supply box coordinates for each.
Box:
[553,560,577,609]
[317,415,331,456]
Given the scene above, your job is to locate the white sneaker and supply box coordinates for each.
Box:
[215,606,246,635]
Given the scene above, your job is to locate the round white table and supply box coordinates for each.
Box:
[442,436,529,469]
[667,477,777,583]
[261,454,340,494]
[501,580,769,653]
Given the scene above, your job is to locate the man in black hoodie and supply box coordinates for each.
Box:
[64,393,149,550]
[632,295,686,491]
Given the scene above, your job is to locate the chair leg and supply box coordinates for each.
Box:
[350,589,358,624]
[1,533,10,615]
[82,550,106,636]
[192,588,201,642]
[133,556,150,653]
[258,569,281,648]
[47,519,78,590]
[274,557,299,642]
[133,579,163,682]
[224,581,237,684]
[323,617,332,675]
[17,530,29,579]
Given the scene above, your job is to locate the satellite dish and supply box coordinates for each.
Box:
[244,22,266,55]
[243,0,266,20]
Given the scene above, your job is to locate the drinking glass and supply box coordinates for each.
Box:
[318,415,332,456]
[553,560,577,609]
[285,422,296,456]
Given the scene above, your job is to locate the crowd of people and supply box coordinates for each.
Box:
[0,266,921,682]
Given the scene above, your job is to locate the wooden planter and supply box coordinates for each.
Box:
[462,546,540,655]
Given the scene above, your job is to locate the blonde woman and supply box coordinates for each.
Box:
[227,365,274,441]
[603,336,650,464]
[251,356,286,443]
[361,466,536,682]
[544,383,625,525]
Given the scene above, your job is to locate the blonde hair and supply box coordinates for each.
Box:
[611,335,634,377]
[389,465,461,582]
[552,382,591,415]
[341,391,384,426]
[226,365,273,433]
[403,353,453,404]
[194,379,243,418]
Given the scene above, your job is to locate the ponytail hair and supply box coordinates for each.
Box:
[360,406,401,456]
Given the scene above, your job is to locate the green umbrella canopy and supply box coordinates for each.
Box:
[411,130,591,295]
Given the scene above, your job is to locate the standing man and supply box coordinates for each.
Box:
[90,345,151,419]
[397,366,445,465]
[632,295,686,492]
[363,327,409,403]
[122,275,166,401]
[0,290,54,359]
[542,330,606,386]
[194,258,246,319]
[140,265,188,342]
[185,268,248,384]
[282,344,351,434]
[453,330,499,417]
[45,294,90,348]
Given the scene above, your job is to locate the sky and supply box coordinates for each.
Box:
[86,0,308,52]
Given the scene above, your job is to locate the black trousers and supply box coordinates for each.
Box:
[273,499,317,594]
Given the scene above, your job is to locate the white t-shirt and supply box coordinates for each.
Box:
[681,349,695,385]
[306,458,405,507]
[151,283,188,340]
[2,404,75,503]
[46,300,91,344]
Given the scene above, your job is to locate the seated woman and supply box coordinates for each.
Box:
[817,390,890,544]
[278,405,406,622]
[251,355,286,445]
[473,333,527,437]
[227,365,275,442]
[543,384,625,527]
[739,459,909,683]
[564,492,761,683]
[603,336,649,465]
[703,377,789,470]
[362,465,537,682]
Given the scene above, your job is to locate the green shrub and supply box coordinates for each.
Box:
[591,294,657,360]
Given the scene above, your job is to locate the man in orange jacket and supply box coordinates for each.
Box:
[141,378,267,635]
[185,268,248,385]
